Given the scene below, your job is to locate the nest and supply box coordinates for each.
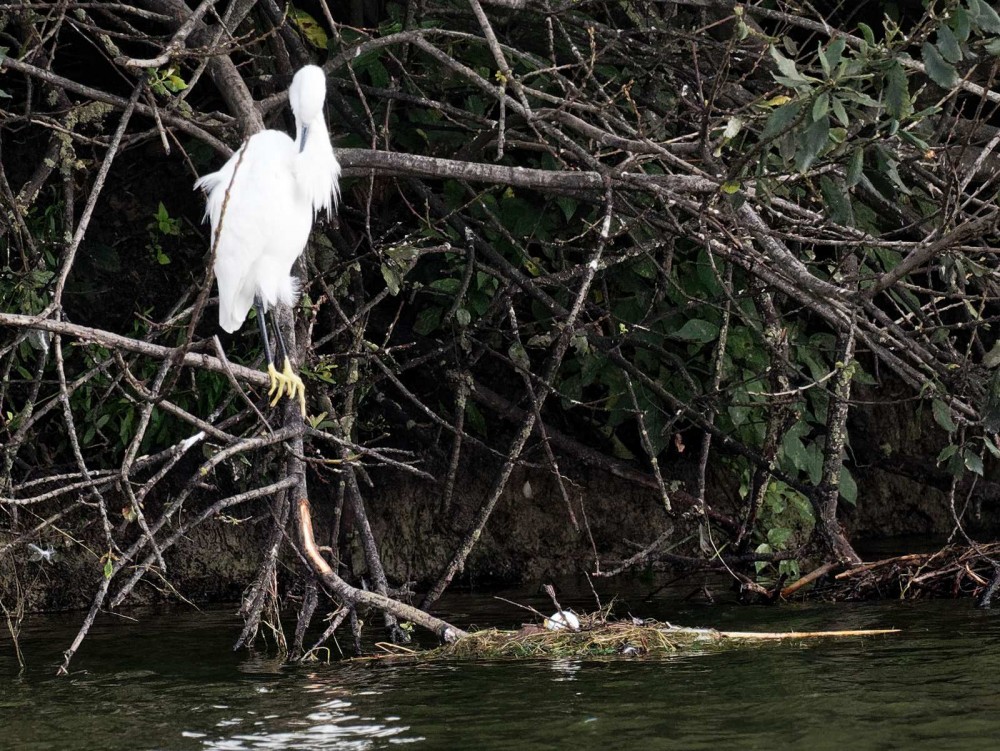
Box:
[368,614,899,661]
[435,622,692,659]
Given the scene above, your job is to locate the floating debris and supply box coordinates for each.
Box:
[367,614,899,661]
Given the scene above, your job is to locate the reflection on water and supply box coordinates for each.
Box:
[3,586,1000,750]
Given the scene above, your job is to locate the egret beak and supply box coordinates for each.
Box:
[299,124,309,153]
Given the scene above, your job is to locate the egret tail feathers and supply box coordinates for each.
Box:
[257,271,299,311]
[193,171,226,223]
[218,276,296,334]
[218,284,255,333]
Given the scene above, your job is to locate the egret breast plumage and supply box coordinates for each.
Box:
[195,64,340,414]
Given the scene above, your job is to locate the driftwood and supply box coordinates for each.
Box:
[826,544,1000,603]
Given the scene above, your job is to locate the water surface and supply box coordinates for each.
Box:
[1,586,996,750]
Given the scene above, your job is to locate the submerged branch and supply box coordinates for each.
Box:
[297,499,467,643]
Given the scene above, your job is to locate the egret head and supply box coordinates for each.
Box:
[289,65,327,127]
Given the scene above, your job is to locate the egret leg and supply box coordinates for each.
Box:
[254,296,306,417]
[271,310,307,414]
[256,296,285,406]
[254,296,275,366]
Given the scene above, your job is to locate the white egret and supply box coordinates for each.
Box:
[195,64,341,415]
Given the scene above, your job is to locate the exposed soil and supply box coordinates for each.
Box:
[4,434,999,615]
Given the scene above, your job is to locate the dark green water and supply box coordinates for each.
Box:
[2,587,999,750]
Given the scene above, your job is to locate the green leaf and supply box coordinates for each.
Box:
[965,450,985,476]
[946,446,965,476]
[873,147,910,194]
[508,342,530,370]
[672,318,720,343]
[972,0,1000,34]
[387,245,419,264]
[580,352,604,387]
[937,444,958,463]
[986,38,1000,57]
[795,114,829,172]
[555,197,577,221]
[899,130,930,151]
[767,526,793,548]
[921,42,958,88]
[812,92,829,121]
[291,8,329,49]
[820,175,854,226]
[805,443,824,486]
[857,23,875,47]
[379,18,403,35]
[761,101,802,142]
[454,308,471,326]
[103,558,113,579]
[610,433,636,461]
[720,180,741,194]
[936,25,962,64]
[932,398,957,432]
[773,75,810,90]
[838,89,880,108]
[770,46,807,84]
[381,264,401,296]
[499,195,542,238]
[885,61,911,120]
[953,7,971,42]
[430,277,462,294]
[465,401,487,437]
[818,41,831,78]
[984,437,1000,459]
[366,59,390,88]
[839,466,858,505]
[821,37,847,76]
[413,307,442,336]
[165,74,188,93]
[779,559,801,580]
[830,96,849,127]
[755,543,772,575]
[781,431,809,472]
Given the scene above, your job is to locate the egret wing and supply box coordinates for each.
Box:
[196,131,301,332]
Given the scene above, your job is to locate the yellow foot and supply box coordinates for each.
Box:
[266,358,307,417]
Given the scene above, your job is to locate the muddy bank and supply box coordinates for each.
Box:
[4,445,998,615]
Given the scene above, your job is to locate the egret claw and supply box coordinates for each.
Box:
[265,359,307,417]
[281,358,307,417]
[267,362,282,399]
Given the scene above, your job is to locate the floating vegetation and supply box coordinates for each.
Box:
[369,615,900,661]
